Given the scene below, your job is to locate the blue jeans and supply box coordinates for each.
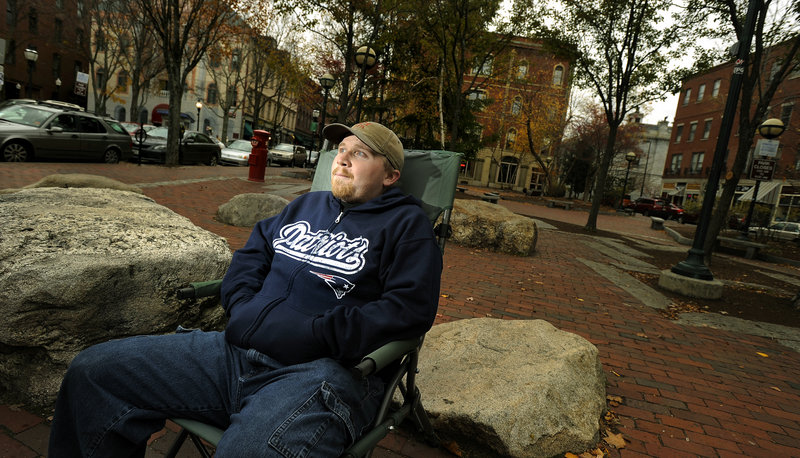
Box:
[48,330,384,457]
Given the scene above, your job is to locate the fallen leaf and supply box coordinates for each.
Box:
[466,297,474,301]
[611,370,621,377]
[441,294,449,298]
[603,431,626,449]
[771,386,782,392]
[635,333,648,338]
[757,352,769,357]
[564,453,580,458]
[442,440,463,457]
[577,298,585,302]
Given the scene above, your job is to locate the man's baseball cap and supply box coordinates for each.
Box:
[323,122,404,171]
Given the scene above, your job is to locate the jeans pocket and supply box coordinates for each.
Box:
[267,382,356,458]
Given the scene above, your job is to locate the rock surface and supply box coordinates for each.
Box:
[216,193,290,227]
[450,199,538,255]
[418,318,606,457]
[0,188,231,409]
[0,173,143,195]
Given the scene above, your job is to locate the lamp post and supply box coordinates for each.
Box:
[195,100,202,131]
[353,46,376,122]
[740,118,786,239]
[318,72,335,149]
[619,152,637,210]
[24,48,39,99]
[670,0,761,281]
[55,78,62,100]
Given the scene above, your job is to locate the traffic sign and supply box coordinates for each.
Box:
[750,158,775,181]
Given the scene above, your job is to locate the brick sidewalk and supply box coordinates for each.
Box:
[2,163,799,457]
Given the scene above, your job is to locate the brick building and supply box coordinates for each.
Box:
[662,47,799,222]
[457,36,573,193]
[1,0,88,106]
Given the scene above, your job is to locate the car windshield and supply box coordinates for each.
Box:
[148,127,169,139]
[0,105,54,127]
[273,144,293,152]
[228,140,251,151]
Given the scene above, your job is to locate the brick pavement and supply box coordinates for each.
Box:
[1,162,799,457]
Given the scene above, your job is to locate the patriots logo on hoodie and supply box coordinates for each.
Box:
[311,271,355,299]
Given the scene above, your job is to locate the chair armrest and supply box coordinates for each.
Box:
[176,280,223,300]
[352,338,421,378]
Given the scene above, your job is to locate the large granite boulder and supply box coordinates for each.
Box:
[0,173,143,195]
[0,188,231,409]
[451,199,538,255]
[216,193,290,227]
[418,318,605,457]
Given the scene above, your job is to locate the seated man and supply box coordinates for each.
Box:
[48,122,443,457]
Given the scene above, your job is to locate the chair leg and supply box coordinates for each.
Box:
[411,388,440,447]
[164,429,188,458]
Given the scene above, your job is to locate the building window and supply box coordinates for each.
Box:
[697,83,705,102]
[683,88,692,105]
[28,7,36,32]
[207,83,218,104]
[674,124,684,143]
[670,154,682,174]
[6,40,15,65]
[511,96,522,115]
[6,0,16,26]
[77,0,84,18]
[55,19,63,42]
[52,53,61,80]
[702,119,712,140]
[95,68,106,87]
[781,104,793,126]
[553,65,564,86]
[473,56,493,76]
[117,70,129,92]
[517,61,528,79]
[96,30,105,51]
[497,156,519,185]
[505,128,516,149]
[56,0,64,8]
[690,152,704,174]
[712,79,721,97]
[688,121,698,142]
[77,29,84,48]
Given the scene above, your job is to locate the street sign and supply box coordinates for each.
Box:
[755,139,780,157]
[750,158,776,181]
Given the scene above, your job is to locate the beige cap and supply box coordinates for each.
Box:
[323,122,404,171]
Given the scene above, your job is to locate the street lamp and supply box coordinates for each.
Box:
[55,78,62,100]
[24,48,38,99]
[740,118,786,239]
[354,46,376,122]
[195,100,202,131]
[619,152,637,210]
[319,72,335,149]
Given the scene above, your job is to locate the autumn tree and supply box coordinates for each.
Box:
[539,0,703,231]
[119,2,164,123]
[135,0,239,165]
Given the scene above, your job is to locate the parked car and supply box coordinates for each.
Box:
[306,150,320,168]
[748,222,800,242]
[0,102,132,163]
[120,122,157,138]
[132,127,220,165]
[220,139,253,166]
[626,197,667,217]
[268,143,306,167]
[663,203,685,221]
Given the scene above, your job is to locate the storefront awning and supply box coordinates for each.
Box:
[737,180,781,203]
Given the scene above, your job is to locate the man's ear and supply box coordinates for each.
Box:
[383,169,401,187]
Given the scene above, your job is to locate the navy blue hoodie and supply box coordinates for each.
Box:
[221,187,442,366]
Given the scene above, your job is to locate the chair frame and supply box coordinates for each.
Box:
[166,149,461,457]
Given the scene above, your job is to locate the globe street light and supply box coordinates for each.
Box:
[55,78,62,100]
[195,100,202,132]
[353,46,376,122]
[24,48,39,99]
[619,152,637,210]
[740,118,786,239]
[319,73,335,149]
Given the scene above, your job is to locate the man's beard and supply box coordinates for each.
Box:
[331,169,355,202]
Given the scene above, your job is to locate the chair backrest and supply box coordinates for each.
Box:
[311,149,462,225]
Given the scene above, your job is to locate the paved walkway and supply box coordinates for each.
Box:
[2,162,800,457]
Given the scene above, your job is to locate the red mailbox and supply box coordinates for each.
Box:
[248,130,270,182]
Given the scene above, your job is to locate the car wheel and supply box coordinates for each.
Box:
[103,148,120,164]
[208,154,218,166]
[2,141,31,162]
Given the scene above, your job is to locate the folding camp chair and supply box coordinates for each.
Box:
[166,149,462,458]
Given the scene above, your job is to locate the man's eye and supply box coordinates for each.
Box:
[355,151,367,158]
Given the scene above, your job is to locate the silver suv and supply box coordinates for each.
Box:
[0,100,132,163]
[268,143,306,167]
